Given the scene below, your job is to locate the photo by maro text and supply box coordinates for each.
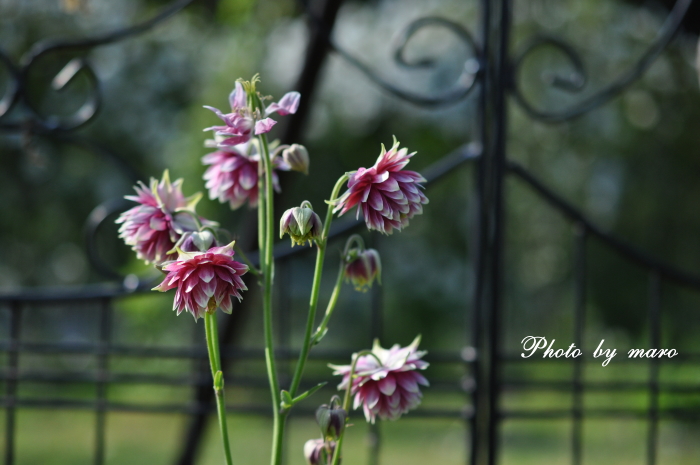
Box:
[521,336,679,367]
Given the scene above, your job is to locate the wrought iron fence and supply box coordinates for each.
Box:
[1,0,699,465]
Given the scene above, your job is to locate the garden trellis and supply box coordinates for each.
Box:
[1,1,700,465]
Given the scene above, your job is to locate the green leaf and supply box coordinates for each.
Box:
[292,382,327,404]
[281,390,293,408]
[214,371,224,391]
[312,327,329,345]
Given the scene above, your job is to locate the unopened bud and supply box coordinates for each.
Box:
[316,403,347,439]
[283,144,310,175]
[304,439,337,465]
[280,202,323,246]
[344,248,381,292]
[180,230,216,252]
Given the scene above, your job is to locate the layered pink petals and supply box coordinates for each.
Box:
[330,336,429,423]
[202,146,282,210]
[204,84,300,148]
[266,91,301,116]
[116,171,201,265]
[153,243,249,320]
[254,118,277,135]
[334,138,428,234]
[203,105,254,146]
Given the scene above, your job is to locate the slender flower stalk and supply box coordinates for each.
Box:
[312,262,345,346]
[205,312,233,465]
[258,128,284,465]
[288,174,350,398]
[330,350,382,465]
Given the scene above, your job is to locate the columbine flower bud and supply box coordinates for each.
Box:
[304,439,337,465]
[282,144,310,175]
[180,230,217,253]
[344,248,381,292]
[316,400,347,439]
[280,202,323,246]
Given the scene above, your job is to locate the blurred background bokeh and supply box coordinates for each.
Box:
[1,0,700,464]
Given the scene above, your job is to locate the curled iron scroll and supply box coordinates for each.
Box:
[510,0,693,123]
[330,16,482,107]
[84,198,159,290]
[0,0,195,131]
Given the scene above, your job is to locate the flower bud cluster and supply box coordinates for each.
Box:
[201,76,311,211]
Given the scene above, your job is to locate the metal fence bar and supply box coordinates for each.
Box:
[572,225,587,465]
[646,272,661,465]
[4,302,21,465]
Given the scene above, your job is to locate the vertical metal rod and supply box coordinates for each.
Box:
[5,302,22,465]
[94,298,112,465]
[572,226,587,465]
[647,272,661,465]
[470,0,491,462]
[484,0,512,464]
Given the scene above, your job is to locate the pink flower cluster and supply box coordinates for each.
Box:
[203,81,299,147]
[116,171,207,265]
[330,336,429,423]
[335,138,428,234]
[153,243,248,320]
[202,81,300,210]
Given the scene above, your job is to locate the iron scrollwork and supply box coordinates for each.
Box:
[328,16,483,107]
[510,0,693,122]
[0,0,196,131]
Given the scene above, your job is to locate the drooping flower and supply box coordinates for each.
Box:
[179,230,217,253]
[152,242,248,320]
[202,141,284,210]
[330,336,429,424]
[282,144,310,175]
[203,78,300,147]
[334,137,428,234]
[280,202,323,246]
[315,400,347,440]
[303,439,337,465]
[116,171,207,265]
[343,248,381,292]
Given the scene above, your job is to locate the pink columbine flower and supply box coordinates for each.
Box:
[116,171,206,265]
[202,141,284,210]
[203,80,300,147]
[152,242,248,320]
[330,336,429,423]
[334,137,428,234]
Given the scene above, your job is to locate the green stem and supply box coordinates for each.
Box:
[204,312,233,465]
[258,132,282,465]
[288,174,350,398]
[331,350,381,465]
[312,262,345,346]
[233,242,261,276]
